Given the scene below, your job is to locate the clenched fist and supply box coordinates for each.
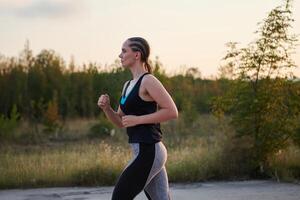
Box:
[97,94,110,110]
[122,115,140,127]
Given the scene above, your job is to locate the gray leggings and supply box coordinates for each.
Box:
[111,142,171,200]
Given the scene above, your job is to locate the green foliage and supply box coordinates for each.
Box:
[213,0,300,171]
[0,47,222,125]
[88,115,114,138]
[0,105,20,140]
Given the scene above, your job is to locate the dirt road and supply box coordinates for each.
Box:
[0,180,299,200]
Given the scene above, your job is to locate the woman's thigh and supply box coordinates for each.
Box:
[111,143,155,200]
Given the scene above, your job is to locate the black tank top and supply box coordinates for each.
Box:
[119,73,162,144]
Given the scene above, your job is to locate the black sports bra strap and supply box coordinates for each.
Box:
[137,72,150,84]
[136,72,150,87]
[122,72,150,97]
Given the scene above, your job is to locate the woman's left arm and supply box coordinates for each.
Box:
[122,75,178,127]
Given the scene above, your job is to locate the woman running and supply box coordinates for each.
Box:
[97,37,178,200]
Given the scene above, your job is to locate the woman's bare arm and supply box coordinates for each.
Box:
[100,103,124,128]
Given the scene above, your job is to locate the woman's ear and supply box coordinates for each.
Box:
[135,52,141,60]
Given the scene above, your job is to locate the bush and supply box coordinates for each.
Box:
[88,115,114,138]
[0,105,20,140]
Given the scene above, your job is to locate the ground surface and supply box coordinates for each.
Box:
[0,180,300,200]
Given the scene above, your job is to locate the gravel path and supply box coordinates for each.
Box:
[0,180,299,200]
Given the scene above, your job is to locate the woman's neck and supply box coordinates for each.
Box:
[130,64,147,80]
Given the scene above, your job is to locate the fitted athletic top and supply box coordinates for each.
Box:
[119,73,162,144]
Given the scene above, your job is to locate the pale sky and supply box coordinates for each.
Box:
[0,0,299,78]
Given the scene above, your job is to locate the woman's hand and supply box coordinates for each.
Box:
[97,94,110,111]
[122,115,140,127]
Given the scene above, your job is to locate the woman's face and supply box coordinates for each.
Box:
[119,40,137,68]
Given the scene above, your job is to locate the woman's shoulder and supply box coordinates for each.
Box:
[142,73,163,88]
[143,73,159,83]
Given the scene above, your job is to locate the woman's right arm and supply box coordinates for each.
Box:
[98,100,124,128]
[97,81,128,128]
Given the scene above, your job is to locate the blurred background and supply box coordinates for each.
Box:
[0,0,300,189]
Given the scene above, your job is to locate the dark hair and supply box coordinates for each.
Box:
[128,37,152,73]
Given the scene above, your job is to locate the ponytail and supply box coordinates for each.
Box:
[145,61,152,74]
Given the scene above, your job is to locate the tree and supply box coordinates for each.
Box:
[213,0,300,173]
[43,96,61,138]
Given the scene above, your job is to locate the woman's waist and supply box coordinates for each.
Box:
[129,142,167,158]
[126,123,161,133]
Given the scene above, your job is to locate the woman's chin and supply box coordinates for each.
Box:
[122,64,129,68]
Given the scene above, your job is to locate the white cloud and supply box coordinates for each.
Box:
[0,0,85,18]
[0,0,36,8]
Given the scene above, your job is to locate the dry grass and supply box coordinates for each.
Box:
[0,137,224,189]
[0,142,131,189]
[1,115,299,189]
[268,145,300,182]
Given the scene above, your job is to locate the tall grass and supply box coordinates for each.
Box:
[0,114,299,189]
[0,142,130,189]
[267,145,300,182]
[0,138,228,189]
[0,138,250,189]
[167,137,223,182]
